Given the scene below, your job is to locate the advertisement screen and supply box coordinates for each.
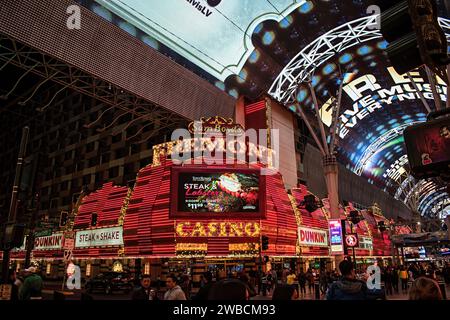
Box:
[171,168,265,218]
[329,219,344,255]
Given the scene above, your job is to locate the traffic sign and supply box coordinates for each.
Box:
[345,234,358,247]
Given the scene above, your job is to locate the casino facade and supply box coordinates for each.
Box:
[8,107,403,283]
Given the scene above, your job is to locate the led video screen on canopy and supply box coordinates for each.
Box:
[95,0,306,81]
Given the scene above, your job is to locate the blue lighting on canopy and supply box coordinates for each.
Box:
[263,31,275,45]
[249,50,260,63]
[142,36,159,50]
[237,69,248,83]
[299,1,314,13]
[323,63,336,75]
[388,119,397,124]
[339,53,352,64]
[297,89,307,102]
[119,21,136,36]
[279,16,293,28]
[228,89,238,98]
[215,81,225,90]
[93,4,113,21]
[254,23,263,34]
[377,41,388,49]
[312,75,320,86]
[357,46,372,55]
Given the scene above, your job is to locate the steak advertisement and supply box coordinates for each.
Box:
[177,172,260,214]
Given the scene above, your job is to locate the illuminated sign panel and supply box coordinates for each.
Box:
[95,0,305,80]
[171,168,266,219]
[298,227,328,247]
[75,227,124,248]
[34,233,64,251]
[175,221,260,237]
[358,236,373,250]
[328,219,344,255]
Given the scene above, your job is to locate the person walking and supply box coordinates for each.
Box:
[239,273,257,298]
[19,267,43,300]
[131,275,159,300]
[319,269,328,295]
[180,274,192,300]
[7,269,21,301]
[306,269,314,294]
[193,272,214,300]
[392,266,399,293]
[297,270,307,298]
[399,266,409,294]
[384,267,393,296]
[326,260,368,300]
[164,274,187,300]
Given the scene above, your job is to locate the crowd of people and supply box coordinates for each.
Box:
[6,266,43,300]
[3,259,448,300]
[129,259,449,301]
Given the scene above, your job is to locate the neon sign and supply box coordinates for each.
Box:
[175,221,260,237]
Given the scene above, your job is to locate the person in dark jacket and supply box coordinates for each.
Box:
[131,275,158,300]
[297,271,307,298]
[8,269,20,301]
[193,272,214,300]
[326,260,368,300]
[19,267,43,300]
[272,284,298,300]
[239,273,257,297]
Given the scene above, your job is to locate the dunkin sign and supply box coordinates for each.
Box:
[34,233,64,251]
[298,227,328,247]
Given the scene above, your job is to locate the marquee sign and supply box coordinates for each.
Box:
[175,221,260,237]
[298,227,328,247]
[188,116,244,136]
[34,233,64,251]
[75,226,124,248]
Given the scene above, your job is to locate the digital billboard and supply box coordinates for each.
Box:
[329,219,344,255]
[171,167,265,219]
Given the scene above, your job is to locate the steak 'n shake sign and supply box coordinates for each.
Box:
[298,227,328,247]
[34,233,64,251]
[75,227,124,248]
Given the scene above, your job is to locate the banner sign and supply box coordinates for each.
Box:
[75,227,124,248]
[328,219,344,255]
[298,227,328,247]
[34,233,64,251]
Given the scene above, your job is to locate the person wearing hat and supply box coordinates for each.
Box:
[19,266,43,300]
